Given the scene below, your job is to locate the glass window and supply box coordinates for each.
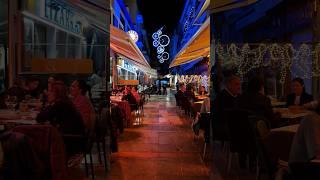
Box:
[56,30,66,58]
[34,23,47,58]
[23,18,34,71]
[67,35,76,58]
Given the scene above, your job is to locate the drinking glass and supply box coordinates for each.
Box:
[5,95,18,111]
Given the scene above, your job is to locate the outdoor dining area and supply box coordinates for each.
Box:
[0,74,149,179]
[209,42,320,179]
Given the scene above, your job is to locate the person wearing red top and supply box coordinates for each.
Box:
[70,80,96,130]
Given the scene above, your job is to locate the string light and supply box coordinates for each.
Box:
[177,74,210,90]
[216,43,320,84]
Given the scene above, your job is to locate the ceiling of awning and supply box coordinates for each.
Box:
[110,26,151,69]
[210,0,257,13]
[169,18,210,68]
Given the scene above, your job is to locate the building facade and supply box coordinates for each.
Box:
[170,0,209,75]
[6,0,110,90]
[110,0,156,86]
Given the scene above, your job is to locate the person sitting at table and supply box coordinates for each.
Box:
[214,74,241,113]
[6,78,26,102]
[286,78,313,107]
[184,84,196,102]
[212,75,241,141]
[198,85,208,96]
[36,82,85,157]
[131,86,141,104]
[238,76,280,128]
[70,80,96,130]
[24,77,41,99]
[175,83,185,106]
[122,86,137,111]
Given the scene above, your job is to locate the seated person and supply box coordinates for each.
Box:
[131,86,141,103]
[24,77,41,99]
[175,83,185,106]
[238,76,280,128]
[212,75,240,141]
[6,78,26,102]
[289,113,320,163]
[36,83,85,135]
[286,78,313,107]
[36,83,85,158]
[184,84,196,102]
[198,85,208,96]
[122,86,137,111]
[70,80,95,130]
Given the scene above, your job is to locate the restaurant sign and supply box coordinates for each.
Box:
[44,0,84,34]
[118,58,136,72]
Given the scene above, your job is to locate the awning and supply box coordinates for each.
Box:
[169,18,210,68]
[210,0,257,13]
[110,26,151,69]
[194,0,210,22]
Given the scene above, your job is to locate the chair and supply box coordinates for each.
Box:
[0,131,45,180]
[181,96,192,117]
[199,112,211,160]
[63,130,95,179]
[253,118,296,180]
[95,107,111,172]
[225,109,256,173]
[11,125,66,180]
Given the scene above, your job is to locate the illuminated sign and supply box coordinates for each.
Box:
[127,30,139,43]
[45,0,84,34]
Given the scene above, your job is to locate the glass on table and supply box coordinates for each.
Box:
[5,95,18,111]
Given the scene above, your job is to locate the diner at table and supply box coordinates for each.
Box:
[286,78,314,107]
[70,79,96,130]
[36,82,85,158]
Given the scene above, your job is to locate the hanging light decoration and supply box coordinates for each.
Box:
[152,27,170,63]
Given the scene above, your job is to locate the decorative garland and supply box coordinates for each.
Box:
[177,74,210,91]
[216,43,318,84]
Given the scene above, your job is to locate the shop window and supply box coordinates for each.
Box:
[23,18,34,70]
[56,30,66,58]
[67,35,77,58]
[34,23,47,58]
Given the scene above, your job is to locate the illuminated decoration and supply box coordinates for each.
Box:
[215,43,320,84]
[184,6,195,33]
[152,27,170,63]
[177,74,210,91]
[127,30,139,43]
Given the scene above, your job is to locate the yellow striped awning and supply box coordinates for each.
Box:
[169,18,210,68]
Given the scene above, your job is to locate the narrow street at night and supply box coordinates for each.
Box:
[108,92,210,180]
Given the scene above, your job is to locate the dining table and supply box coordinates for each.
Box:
[273,108,311,119]
[271,124,300,133]
[0,109,38,131]
[110,96,132,127]
[193,101,204,113]
[196,95,209,101]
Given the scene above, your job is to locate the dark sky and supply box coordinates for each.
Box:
[137,0,186,75]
